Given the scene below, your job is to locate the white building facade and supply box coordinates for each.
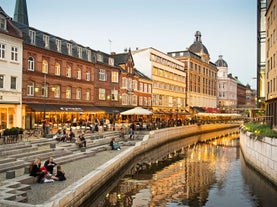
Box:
[216,55,237,109]
[0,8,23,130]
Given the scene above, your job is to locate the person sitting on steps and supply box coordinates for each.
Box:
[110,137,121,150]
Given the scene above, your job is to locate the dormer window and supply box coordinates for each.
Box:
[29,30,36,44]
[0,15,6,30]
[108,57,114,66]
[96,53,103,62]
[67,43,72,55]
[43,34,49,48]
[77,46,82,58]
[86,49,91,61]
[56,39,61,52]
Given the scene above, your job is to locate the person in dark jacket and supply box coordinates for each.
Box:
[44,157,57,174]
[51,165,66,181]
[29,158,45,183]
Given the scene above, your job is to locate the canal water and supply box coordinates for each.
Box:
[90,134,277,207]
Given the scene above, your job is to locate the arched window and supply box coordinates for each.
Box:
[77,68,81,80]
[76,88,82,99]
[55,62,61,76]
[42,59,48,73]
[28,57,34,71]
[66,65,71,78]
[66,86,71,99]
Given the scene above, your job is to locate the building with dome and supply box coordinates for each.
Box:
[168,31,218,110]
[215,55,237,110]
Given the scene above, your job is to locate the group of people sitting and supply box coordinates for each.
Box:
[54,129,87,148]
[29,157,66,183]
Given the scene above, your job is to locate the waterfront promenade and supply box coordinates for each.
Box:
[0,124,240,207]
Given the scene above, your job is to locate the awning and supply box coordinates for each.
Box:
[96,106,131,113]
[27,104,102,112]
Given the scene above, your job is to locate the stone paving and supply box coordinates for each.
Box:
[0,130,141,206]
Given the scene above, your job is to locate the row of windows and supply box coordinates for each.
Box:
[267,29,276,50]
[152,94,185,107]
[267,52,276,73]
[267,4,276,28]
[121,77,152,93]
[121,94,152,106]
[0,43,19,62]
[29,30,115,66]
[28,57,92,81]
[27,81,91,100]
[152,67,186,82]
[189,61,216,78]
[267,76,277,94]
[150,54,184,71]
[153,81,185,93]
[0,75,17,89]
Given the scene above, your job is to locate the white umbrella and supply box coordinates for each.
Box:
[120,107,153,115]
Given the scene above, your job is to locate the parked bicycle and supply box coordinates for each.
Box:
[23,128,42,139]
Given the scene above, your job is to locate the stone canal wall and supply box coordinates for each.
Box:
[49,123,239,207]
[240,131,277,186]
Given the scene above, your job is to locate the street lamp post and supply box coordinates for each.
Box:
[43,74,46,122]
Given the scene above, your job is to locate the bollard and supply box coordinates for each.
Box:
[50,143,56,149]
[6,170,15,179]
[80,147,86,152]
[24,166,30,174]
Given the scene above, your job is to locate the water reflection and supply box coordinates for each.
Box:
[94,135,277,207]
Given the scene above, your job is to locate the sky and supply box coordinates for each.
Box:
[1,0,257,88]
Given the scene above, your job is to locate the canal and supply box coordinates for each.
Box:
[88,134,277,207]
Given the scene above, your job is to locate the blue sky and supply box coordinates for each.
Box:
[1,0,257,88]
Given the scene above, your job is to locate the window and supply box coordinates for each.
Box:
[53,85,60,98]
[122,77,127,88]
[66,65,72,78]
[67,43,72,55]
[148,85,152,93]
[99,69,106,81]
[111,89,118,101]
[66,86,71,99]
[10,76,16,90]
[111,71,118,83]
[108,57,114,66]
[29,30,36,44]
[148,97,151,106]
[139,83,143,91]
[0,43,5,59]
[27,82,34,96]
[55,62,60,76]
[28,57,34,71]
[96,53,103,62]
[133,80,137,91]
[0,15,6,30]
[0,75,4,88]
[77,68,81,80]
[76,88,81,99]
[42,60,48,73]
[86,89,90,101]
[144,83,147,92]
[99,88,106,100]
[42,83,48,97]
[86,71,90,81]
[77,46,82,58]
[11,46,18,61]
[86,49,91,61]
[56,39,61,52]
[43,34,49,48]
[122,94,128,105]
[139,96,143,105]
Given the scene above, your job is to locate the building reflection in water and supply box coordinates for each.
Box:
[99,133,242,207]
[94,134,277,207]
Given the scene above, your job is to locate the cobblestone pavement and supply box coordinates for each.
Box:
[27,147,128,205]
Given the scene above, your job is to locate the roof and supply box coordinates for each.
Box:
[188,31,209,56]
[134,68,151,80]
[215,55,228,67]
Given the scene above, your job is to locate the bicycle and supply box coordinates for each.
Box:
[23,128,42,140]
